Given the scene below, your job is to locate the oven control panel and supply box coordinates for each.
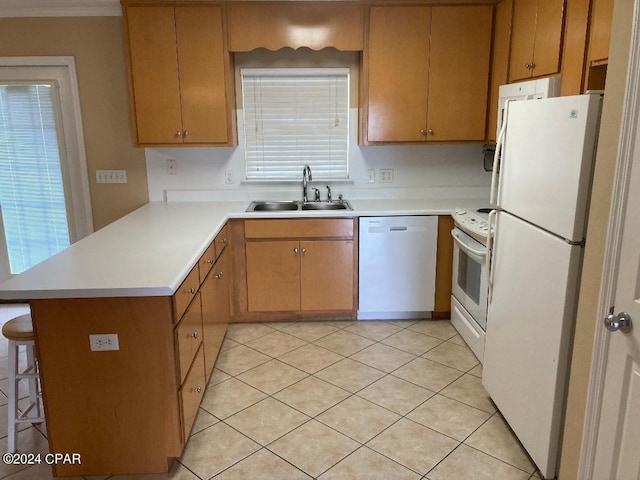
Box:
[452,207,492,244]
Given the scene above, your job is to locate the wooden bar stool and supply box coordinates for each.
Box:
[2,314,45,453]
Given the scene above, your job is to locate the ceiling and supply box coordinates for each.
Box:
[0,0,121,17]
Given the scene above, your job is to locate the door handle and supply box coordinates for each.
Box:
[604,311,633,333]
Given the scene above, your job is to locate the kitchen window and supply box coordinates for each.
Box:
[241,68,349,181]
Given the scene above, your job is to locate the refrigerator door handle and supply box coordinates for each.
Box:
[487,210,497,304]
[490,99,512,208]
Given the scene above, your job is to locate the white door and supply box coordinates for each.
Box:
[591,82,640,479]
[483,211,583,479]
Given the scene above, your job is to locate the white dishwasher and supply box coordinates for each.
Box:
[358,216,438,320]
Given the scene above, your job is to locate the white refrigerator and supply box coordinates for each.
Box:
[483,94,602,479]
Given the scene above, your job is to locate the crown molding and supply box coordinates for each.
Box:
[0,0,122,17]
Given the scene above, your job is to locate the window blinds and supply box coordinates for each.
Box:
[0,83,70,274]
[242,68,350,181]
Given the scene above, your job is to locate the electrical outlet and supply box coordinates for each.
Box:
[366,169,375,184]
[96,170,127,184]
[89,334,120,351]
[225,170,234,184]
[167,159,177,175]
[379,168,394,183]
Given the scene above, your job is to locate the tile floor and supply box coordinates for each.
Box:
[0,306,541,480]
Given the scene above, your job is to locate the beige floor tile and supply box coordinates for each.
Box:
[0,403,33,439]
[350,343,416,373]
[225,323,276,344]
[214,448,311,479]
[245,331,307,357]
[282,322,339,342]
[273,376,351,417]
[0,427,50,478]
[108,461,199,479]
[313,330,376,356]
[2,462,81,480]
[237,359,308,395]
[190,407,219,436]
[407,394,491,441]
[268,322,297,331]
[278,344,343,374]
[422,342,479,372]
[468,363,483,378]
[208,368,231,387]
[268,420,359,478]
[385,319,421,328]
[321,320,357,329]
[426,444,530,480]
[319,446,421,480]
[447,333,468,347]
[381,329,444,356]
[343,321,403,341]
[440,374,496,414]
[214,345,271,376]
[407,320,457,340]
[367,418,458,475]
[357,375,435,415]
[200,378,266,419]
[179,422,259,479]
[225,397,310,446]
[314,358,386,393]
[392,357,463,392]
[465,415,537,473]
[220,337,240,353]
[317,395,400,443]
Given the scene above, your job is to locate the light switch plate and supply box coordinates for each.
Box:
[96,170,127,184]
[366,169,375,184]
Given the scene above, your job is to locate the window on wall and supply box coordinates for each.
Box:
[241,68,350,181]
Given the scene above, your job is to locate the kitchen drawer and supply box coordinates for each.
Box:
[214,223,229,259]
[179,344,206,442]
[176,292,203,384]
[174,264,199,321]
[244,218,354,239]
[198,241,216,285]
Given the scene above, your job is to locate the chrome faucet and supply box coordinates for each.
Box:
[302,165,313,202]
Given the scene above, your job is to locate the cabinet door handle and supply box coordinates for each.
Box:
[175,131,182,137]
[190,331,199,339]
[215,272,223,280]
[194,386,202,394]
[183,130,189,137]
[220,238,227,244]
[428,129,434,136]
[420,129,427,136]
[206,259,214,265]
[185,287,196,294]
[301,248,307,254]
[294,247,299,254]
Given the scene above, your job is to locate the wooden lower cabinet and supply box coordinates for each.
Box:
[179,345,206,442]
[238,218,357,319]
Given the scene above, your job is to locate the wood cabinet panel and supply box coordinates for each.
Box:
[367,6,431,142]
[300,240,354,311]
[126,7,182,144]
[246,241,301,312]
[427,6,492,141]
[174,264,199,322]
[509,0,564,81]
[198,242,217,285]
[228,4,364,52]
[201,251,230,378]
[179,345,206,442]
[244,219,354,239]
[175,292,203,384]
[175,7,229,144]
[587,0,614,62]
[434,216,454,318]
[215,223,229,258]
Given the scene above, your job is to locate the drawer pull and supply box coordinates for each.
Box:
[186,288,196,294]
[215,272,223,280]
[195,386,202,394]
[189,332,199,339]
[206,259,214,265]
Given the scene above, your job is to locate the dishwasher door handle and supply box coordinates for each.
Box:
[389,226,408,231]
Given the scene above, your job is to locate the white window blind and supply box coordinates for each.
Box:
[0,82,70,274]
[242,68,349,181]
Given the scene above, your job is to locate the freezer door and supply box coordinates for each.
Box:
[483,212,582,479]
[498,94,601,242]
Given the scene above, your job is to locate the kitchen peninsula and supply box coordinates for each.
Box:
[0,197,484,476]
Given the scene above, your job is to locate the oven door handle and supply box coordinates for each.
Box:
[451,229,486,264]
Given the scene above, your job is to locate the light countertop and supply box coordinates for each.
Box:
[0,197,487,300]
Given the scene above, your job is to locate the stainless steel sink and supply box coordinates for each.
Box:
[246,200,352,212]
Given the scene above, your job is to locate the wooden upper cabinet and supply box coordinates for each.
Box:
[509,0,565,82]
[228,4,364,52]
[125,6,233,146]
[367,6,431,143]
[427,6,493,141]
[365,6,492,143]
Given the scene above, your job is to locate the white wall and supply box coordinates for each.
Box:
[146,109,492,202]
